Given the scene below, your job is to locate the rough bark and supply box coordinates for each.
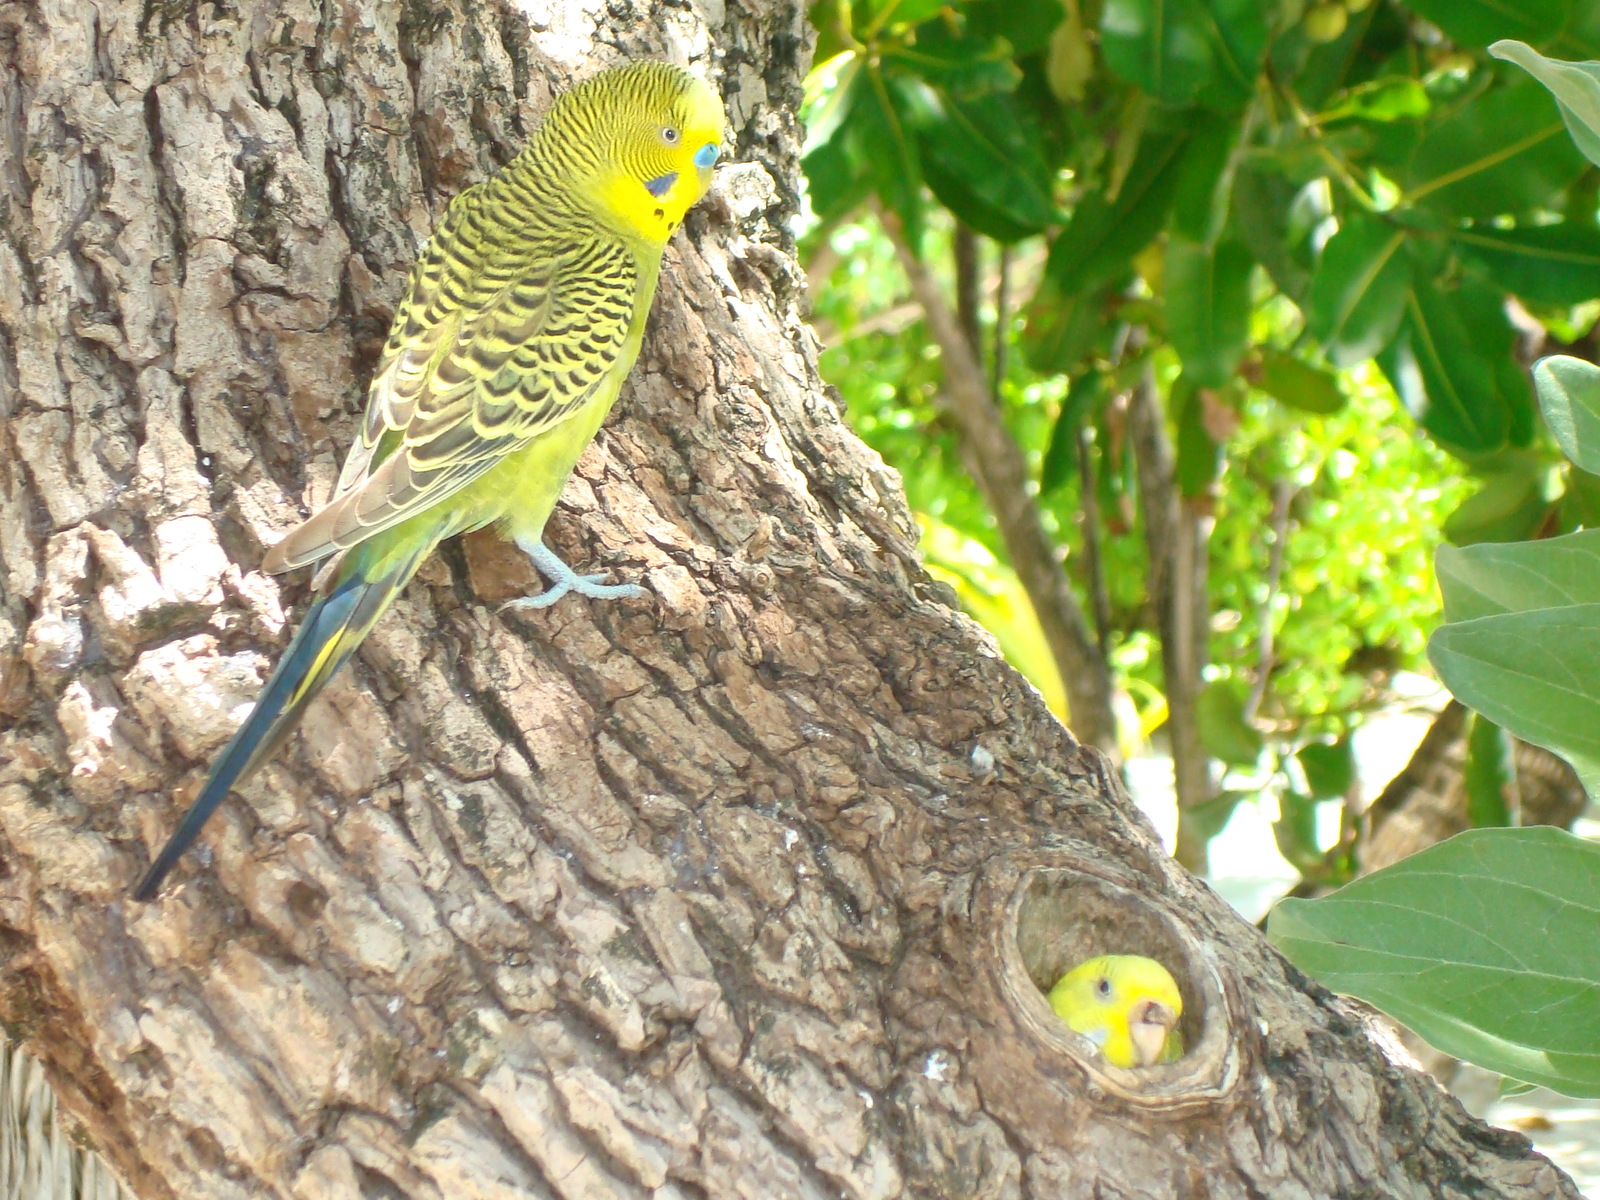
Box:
[1361,701,1589,874]
[0,1,1580,1198]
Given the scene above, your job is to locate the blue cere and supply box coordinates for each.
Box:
[695,142,720,169]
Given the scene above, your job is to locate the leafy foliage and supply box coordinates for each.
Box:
[1270,828,1600,1097]
[1273,44,1600,1097]
[801,0,1600,884]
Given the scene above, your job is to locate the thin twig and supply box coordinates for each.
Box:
[1243,479,1294,726]
[991,243,1011,399]
[1075,424,1112,664]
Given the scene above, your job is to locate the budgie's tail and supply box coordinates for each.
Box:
[132,539,429,900]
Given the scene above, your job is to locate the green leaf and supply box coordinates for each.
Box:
[916,88,1061,240]
[1454,223,1600,307]
[803,51,862,155]
[1382,272,1513,457]
[1040,369,1106,493]
[1099,0,1267,110]
[1490,39,1600,168]
[1173,373,1226,497]
[1464,714,1515,827]
[1401,1,1569,51]
[1196,677,1263,766]
[1252,347,1346,414]
[1298,737,1355,800]
[856,67,927,249]
[1167,237,1252,388]
[1403,73,1586,220]
[1269,826,1600,1097]
[1536,355,1600,474]
[859,0,948,29]
[1321,76,1431,124]
[1022,284,1108,374]
[1304,213,1410,369]
[1429,604,1600,796]
[966,0,1069,58]
[1562,467,1600,529]
[1437,527,1600,623]
[1170,113,1241,245]
[1188,789,1249,843]
[802,135,873,224]
[1232,167,1311,302]
[1274,789,1325,873]
[1440,458,1550,545]
[1043,129,1191,296]
[884,24,1022,98]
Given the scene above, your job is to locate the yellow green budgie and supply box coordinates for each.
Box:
[133,62,724,900]
[1048,955,1185,1068]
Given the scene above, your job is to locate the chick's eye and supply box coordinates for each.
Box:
[1095,977,1112,999]
[662,126,680,144]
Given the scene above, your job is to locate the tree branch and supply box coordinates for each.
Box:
[1243,479,1294,726]
[883,212,1119,758]
[1129,369,1213,869]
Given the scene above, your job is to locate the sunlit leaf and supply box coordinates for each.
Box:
[1490,39,1600,168]
[885,24,1021,98]
[1170,112,1242,245]
[1041,369,1106,493]
[967,0,1070,57]
[1274,789,1325,872]
[1174,373,1227,496]
[856,66,926,248]
[916,87,1061,239]
[1321,76,1431,123]
[1270,827,1600,1097]
[1536,355,1600,474]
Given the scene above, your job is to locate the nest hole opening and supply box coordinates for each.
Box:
[1014,869,1217,1073]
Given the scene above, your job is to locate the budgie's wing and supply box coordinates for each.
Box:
[263,209,637,574]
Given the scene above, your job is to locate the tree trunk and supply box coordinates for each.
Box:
[0,2,1579,1197]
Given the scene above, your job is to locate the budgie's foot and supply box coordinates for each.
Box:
[502,536,646,612]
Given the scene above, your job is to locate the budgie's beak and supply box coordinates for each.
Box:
[1128,999,1178,1067]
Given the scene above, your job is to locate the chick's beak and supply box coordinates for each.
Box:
[1128,999,1178,1067]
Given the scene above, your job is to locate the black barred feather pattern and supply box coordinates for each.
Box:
[262,63,697,573]
[137,61,723,899]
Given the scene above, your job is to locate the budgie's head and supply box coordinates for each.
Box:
[1047,954,1185,1069]
[544,61,725,246]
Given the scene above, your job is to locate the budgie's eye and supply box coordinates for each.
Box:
[694,142,719,169]
[1095,977,1112,999]
[662,126,681,144]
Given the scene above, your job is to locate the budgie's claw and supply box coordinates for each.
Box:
[505,537,646,612]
